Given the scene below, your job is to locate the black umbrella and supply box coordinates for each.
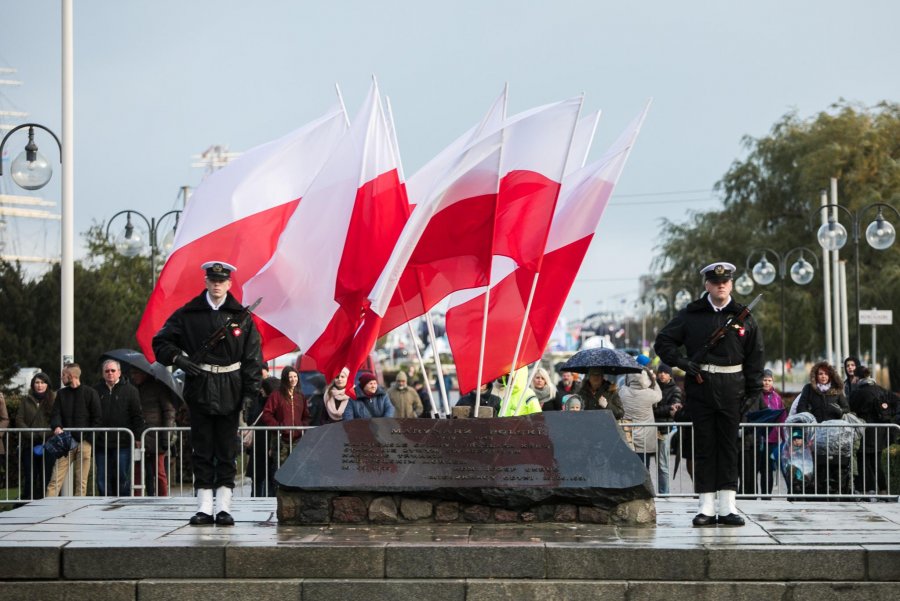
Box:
[101,348,183,404]
[559,347,644,375]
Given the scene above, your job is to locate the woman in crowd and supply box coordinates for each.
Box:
[323,368,352,424]
[576,368,623,418]
[15,372,56,499]
[619,366,662,465]
[344,373,395,420]
[794,361,848,423]
[531,367,559,411]
[755,369,785,495]
[261,366,310,466]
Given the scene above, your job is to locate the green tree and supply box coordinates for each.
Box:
[0,260,38,392]
[0,224,155,388]
[653,101,900,387]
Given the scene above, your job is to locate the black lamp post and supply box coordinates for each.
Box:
[0,124,62,190]
[105,209,182,287]
[814,201,900,359]
[740,247,818,392]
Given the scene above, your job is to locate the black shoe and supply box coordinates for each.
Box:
[717,513,745,526]
[692,513,716,527]
[215,511,235,526]
[189,512,214,526]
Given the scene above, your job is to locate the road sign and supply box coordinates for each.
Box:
[859,310,893,325]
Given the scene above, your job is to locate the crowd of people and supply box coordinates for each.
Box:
[1,360,179,501]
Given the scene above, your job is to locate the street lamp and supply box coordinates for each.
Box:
[0,124,62,190]
[814,201,900,358]
[105,209,181,287]
[746,247,819,392]
[0,122,70,370]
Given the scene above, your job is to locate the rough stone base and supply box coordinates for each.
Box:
[277,490,656,525]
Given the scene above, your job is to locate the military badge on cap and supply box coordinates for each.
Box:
[201,261,237,281]
[700,261,735,282]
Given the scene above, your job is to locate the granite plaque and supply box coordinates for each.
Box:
[276,411,652,510]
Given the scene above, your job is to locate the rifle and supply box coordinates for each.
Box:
[189,297,263,364]
[690,293,762,384]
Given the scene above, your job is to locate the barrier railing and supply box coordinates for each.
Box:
[3,421,898,503]
[634,421,900,500]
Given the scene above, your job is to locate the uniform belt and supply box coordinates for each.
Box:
[197,362,241,374]
[698,363,743,374]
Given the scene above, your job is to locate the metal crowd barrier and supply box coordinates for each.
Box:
[3,422,899,504]
[0,427,135,503]
[631,421,900,501]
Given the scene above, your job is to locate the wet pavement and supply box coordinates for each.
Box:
[2,496,899,547]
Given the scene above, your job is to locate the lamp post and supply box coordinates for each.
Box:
[742,248,818,392]
[813,201,900,359]
[105,209,182,287]
[0,122,69,370]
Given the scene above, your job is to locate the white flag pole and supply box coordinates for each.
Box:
[499,94,585,416]
[334,83,351,128]
[426,312,451,416]
[473,83,509,419]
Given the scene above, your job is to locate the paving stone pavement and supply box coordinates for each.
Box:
[2,497,900,600]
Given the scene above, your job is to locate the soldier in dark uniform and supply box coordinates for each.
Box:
[153,261,262,526]
[654,262,764,527]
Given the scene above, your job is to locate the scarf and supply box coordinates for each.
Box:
[533,385,553,405]
[816,382,831,393]
[324,385,350,421]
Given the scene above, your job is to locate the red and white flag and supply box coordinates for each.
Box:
[241,81,408,380]
[447,102,650,393]
[136,106,349,361]
[376,96,583,340]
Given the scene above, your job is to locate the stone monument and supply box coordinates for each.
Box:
[276,411,655,525]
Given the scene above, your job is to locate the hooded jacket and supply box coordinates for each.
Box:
[498,367,542,417]
[619,368,663,453]
[343,384,395,420]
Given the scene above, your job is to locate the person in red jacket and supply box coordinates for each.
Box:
[261,366,310,466]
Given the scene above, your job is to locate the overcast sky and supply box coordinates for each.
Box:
[2,0,898,322]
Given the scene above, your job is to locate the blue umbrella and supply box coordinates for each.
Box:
[559,348,644,375]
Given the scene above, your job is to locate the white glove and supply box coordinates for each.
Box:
[599,396,608,409]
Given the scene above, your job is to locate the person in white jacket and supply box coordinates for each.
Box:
[619,366,662,467]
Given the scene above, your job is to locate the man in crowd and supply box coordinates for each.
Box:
[130,367,177,496]
[655,261,764,527]
[387,371,424,418]
[653,363,683,495]
[94,360,145,496]
[47,364,102,497]
[153,261,262,526]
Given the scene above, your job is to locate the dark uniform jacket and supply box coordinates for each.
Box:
[153,291,262,416]
[654,294,765,404]
[849,379,896,451]
[50,385,102,442]
[94,380,146,450]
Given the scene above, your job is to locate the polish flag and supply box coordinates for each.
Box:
[447,102,650,393]
[136,106,349,362]
[377,96,583,339]
[241,81,408,380]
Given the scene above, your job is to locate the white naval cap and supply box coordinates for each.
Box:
[699,262,736,282]
[201,261,237,281]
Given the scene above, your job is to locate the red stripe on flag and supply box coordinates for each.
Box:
[379,192,496,335]
[448,236,592,393]
[137,200,300,362]
[308,169,408,380]
[493,170,561,271]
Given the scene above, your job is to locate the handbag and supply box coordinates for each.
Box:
[242,413,263,450]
